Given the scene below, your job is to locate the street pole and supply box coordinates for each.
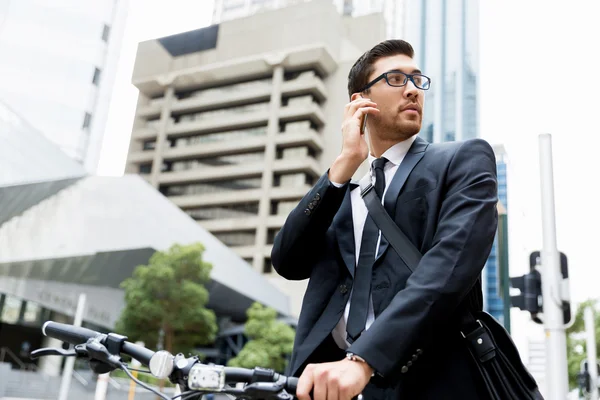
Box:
[538,134,569,399]
[585,307,598,399]
[58,293,87,400]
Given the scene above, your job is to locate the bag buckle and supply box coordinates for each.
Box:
[360,183,373,198]
[460,319,483,338]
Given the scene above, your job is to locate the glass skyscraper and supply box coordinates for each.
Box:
[403,1,510,327]
[0,0,129,173]
[403,0,479,143]
[484,147,509,327]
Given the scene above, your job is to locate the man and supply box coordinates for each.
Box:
[272,40,498,399]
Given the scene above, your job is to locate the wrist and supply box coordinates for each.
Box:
[346,352,375,378]
[329,154,363,183]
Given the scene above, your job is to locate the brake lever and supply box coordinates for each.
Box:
[242,382,294,400]
[30,347,77,359]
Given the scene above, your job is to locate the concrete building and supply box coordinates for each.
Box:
[126,0,386,316]
[212,0,406,39]
[0,0,129,173]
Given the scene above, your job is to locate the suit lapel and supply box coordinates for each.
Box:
[335,184,357,278]
[375,136,429,263]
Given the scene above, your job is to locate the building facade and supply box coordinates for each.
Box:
[126,1,387,316]
[483,145,510,327]
[403,0,480,143]
[212,0,406,39]
[0,0,129,173]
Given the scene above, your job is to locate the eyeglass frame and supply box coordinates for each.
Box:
[358,70,432,92]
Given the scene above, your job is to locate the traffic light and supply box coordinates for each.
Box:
[577,371,590,392]
[510,251,572,325]
[510,269,543,322]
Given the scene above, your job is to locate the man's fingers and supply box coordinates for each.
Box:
[352,107,380,123]
[296,365,315,400]
[326,371,340,400]
[345,98,377,117]
[313,367,328,400]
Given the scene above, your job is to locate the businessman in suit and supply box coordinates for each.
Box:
[271,40,498,399]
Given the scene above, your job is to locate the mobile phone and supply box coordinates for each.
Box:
[361,114,368,135]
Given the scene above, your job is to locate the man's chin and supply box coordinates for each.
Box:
[397,121,421,137]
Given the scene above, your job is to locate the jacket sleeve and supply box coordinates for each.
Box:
[348,139,498,377]
[271,171,349,281]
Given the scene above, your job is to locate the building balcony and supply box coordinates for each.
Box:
[172,83,272,115]
[136,98,164,118]
[199,217,261,232]
[163,137,268,161]
[276,129,323,151]
[272,157,321,177]
[158,161,265,185]
[131,126,158,141]
[279,101,326,127]
[281,73,327,103]
[168,110,270,137]
[269,185,312,200]
[169,189,264,208]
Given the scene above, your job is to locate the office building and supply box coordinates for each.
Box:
[482,145,510,328]
[0,0,129,173]
[126,1,386,316]
[212,0,406,38]
[403,0,480,143]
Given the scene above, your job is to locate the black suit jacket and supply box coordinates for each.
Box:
[272,137,498,399]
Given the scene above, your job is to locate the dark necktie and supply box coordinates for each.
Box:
[346,157,388,343]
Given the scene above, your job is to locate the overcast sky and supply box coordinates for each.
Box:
[97,0,600,326]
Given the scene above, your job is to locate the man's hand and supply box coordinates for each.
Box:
[329,96,380,184]
[296,358,373,400]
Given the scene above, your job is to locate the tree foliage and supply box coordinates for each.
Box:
[227,302,295,373]
[567,299,600,390]
[115,243,218,355]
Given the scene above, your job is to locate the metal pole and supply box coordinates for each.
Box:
[538,133,569,399]
[585,307,598,399]
[58,293,86,400]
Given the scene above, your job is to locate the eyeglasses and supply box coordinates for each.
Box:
[359,71,431,92]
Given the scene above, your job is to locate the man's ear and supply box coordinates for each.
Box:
[350,92,364,102]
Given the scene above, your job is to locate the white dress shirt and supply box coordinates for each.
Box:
[331,135,417,349]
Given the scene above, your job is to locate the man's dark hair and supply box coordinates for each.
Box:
[347,39,415,97]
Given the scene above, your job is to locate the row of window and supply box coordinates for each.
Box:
[157,172,313,196]
[140,145,318,175]
[211,228,281,248]
[140,120,317,151]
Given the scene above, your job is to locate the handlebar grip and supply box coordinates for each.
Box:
[286,377,298,392]
[42,321,102,345]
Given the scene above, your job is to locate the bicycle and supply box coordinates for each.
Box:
[30,321,298,400]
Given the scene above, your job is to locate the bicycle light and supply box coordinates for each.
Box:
[188,364,225,391]
[149,350,174,379]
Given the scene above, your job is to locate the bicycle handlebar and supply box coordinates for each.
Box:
[40,320,298,397]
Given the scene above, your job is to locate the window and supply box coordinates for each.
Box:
[92,67,101,85]
[82,112,92,129]
[263,257,273,274]
[101,24,111,42]
[139,163,152,174]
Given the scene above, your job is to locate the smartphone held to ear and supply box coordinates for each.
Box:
[361,114,368,135]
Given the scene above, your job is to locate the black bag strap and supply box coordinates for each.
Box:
[360,182,479,332]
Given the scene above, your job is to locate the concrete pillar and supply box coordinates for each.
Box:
[38,312,69,377]
[150,85,176,188]
[254,64,284,273]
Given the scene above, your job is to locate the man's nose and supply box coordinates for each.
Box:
[403,79,420,99]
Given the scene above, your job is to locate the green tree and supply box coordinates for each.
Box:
[227,302,295,372]
[567,299,600,391]
[115,243,218,355]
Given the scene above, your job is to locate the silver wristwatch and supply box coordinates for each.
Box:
[346,352,375,377]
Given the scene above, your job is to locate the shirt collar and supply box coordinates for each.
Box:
[367,134,417,168]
